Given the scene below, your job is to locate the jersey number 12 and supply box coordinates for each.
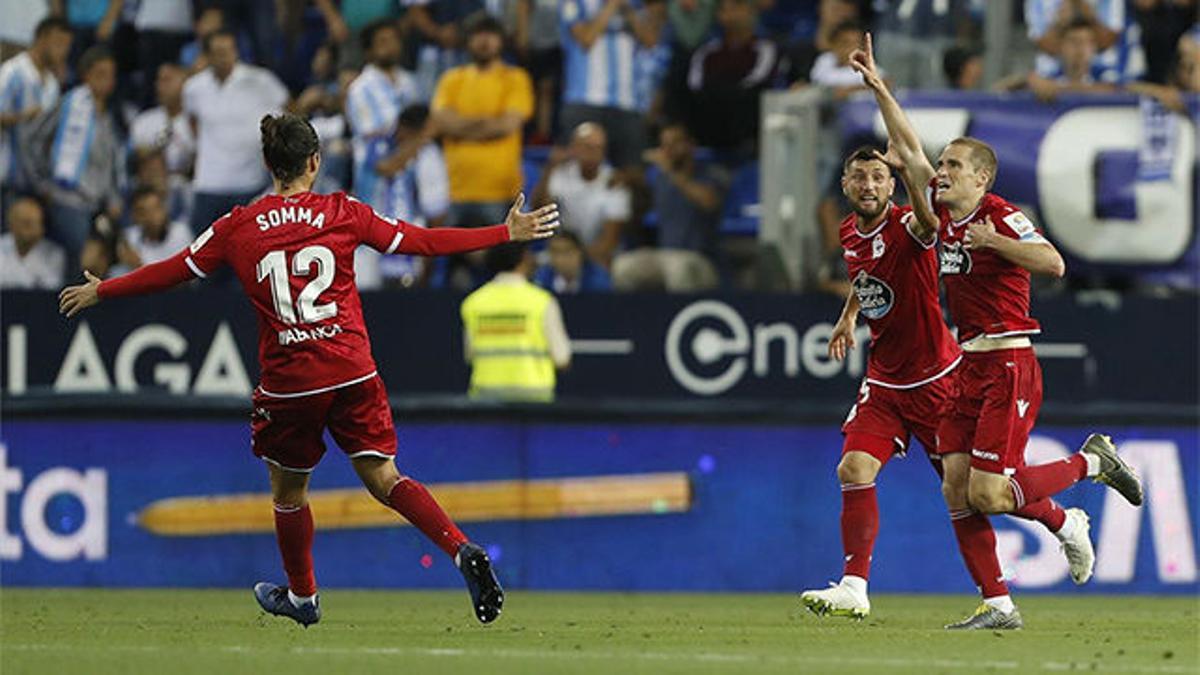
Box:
[256,246,337,324]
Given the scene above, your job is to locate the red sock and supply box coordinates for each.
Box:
[1012,497,1067,532]
[387,478,469,558]
[949,510,1008,599]
[273,503,316,596]
[841,483,879,580]
[1009,455,1088,509]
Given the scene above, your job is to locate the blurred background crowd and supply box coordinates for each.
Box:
[0,0,1196,296]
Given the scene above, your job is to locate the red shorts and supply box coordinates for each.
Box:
[250,374,397,472]
[841,371,956,464]
[936,348,1043,475]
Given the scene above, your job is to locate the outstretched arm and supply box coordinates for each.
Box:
[871,143,938,244]
[849,34,940,239]
[60,249,198,317]
[362,194,560,256]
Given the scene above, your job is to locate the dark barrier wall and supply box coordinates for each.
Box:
[3,290,1197,406]
[1,419,1195,594]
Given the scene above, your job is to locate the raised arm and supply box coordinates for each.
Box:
[871,143,938,244]
[848,34,935,194]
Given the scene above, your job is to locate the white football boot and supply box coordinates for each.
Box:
[800,581,870,620]
[1055,507,1095,585]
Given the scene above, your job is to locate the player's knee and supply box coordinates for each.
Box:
[967,483,1009,514]
[941,478,968,510]
[837,454,878,485]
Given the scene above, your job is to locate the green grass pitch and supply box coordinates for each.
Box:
[2,590,1196,674]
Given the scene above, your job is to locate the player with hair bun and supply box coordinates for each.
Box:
[59,112,560,627]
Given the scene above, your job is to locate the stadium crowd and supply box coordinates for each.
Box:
[0,0,1197,294]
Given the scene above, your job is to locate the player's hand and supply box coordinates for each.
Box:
[505,193,560,242]
[871,143,906,176]
[59,271,103,318]
[829,317,857,361]
[964,216,998,250]
[848,32,884,90]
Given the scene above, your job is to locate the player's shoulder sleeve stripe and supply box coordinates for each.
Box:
[384,231,405,255]
[184,256,207,278]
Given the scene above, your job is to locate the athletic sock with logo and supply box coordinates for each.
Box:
[273,502,317,598]
[949,509,1009,600]
[840,483,879,581]
[1008,456,1088,509]
[387,477,469,558]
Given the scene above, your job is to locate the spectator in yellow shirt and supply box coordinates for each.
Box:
[431,14,534,233]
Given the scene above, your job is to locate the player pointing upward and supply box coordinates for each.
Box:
[59,113,560,627]
[849,33,1142,629]
[799,144,964,620]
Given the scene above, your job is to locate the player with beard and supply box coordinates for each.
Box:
[849,33,1142,629]
[799,145,963,620]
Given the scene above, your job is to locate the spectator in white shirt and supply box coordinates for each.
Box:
[0,17,72,191]
[0,195,65,290]
[531,122,630,268]
[184,29,289,234]
[808,21,872,99]
[346,18,421,289]
[373,103,451,288]
[122,186,193,267]
[131,62,195,220]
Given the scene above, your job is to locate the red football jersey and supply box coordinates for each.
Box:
[184,191,473,395]
[840,202,961,388]
[931,189,1044,344]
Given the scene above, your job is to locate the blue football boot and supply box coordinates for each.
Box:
[253,582,321,627]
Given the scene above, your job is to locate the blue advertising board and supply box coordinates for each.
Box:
[839,92,1199,285]
[1,419,1195,595]
[3,290,1196,405]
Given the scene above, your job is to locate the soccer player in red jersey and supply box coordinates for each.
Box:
[799,145,964,620]
[849,34,1143,629]
[58,113,561,627]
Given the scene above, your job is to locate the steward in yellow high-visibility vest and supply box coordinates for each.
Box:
[461,243,571,401]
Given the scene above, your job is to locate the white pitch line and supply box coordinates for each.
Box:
[12,642,1195,673]
[569,339,634,355]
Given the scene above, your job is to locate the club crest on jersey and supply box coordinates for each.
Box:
[872,233,886,259]
[940,241,972,275]
[852,270,894,320]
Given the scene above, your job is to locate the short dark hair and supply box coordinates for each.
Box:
[78,45,115,76]
[130,184,164,206]
[551,228,584,251]
[485,242,529,274]
[398,103,430,130]
[842,145,887,173]
[360,18,400,52]
[260,114,320,185]
[1060,16,1096,37]
[464,12,504,38]
[203,28,236,54]
[830,20,864,39]
[33,17,71,40]
[942,45,982,87]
